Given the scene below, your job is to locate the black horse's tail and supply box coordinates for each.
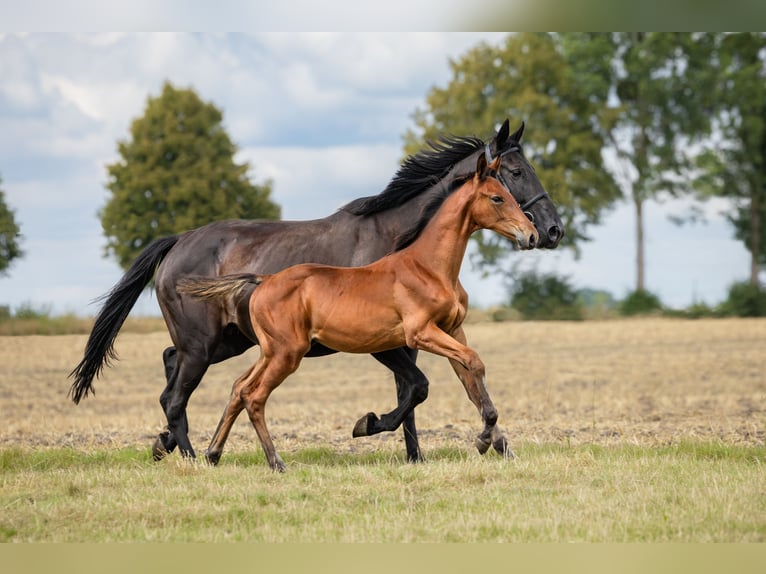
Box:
[68,235,180,404]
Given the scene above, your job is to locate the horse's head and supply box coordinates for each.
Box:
[491,119,564,248]
[470,153,538,250]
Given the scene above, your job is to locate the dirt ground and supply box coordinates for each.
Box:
[1,318,764,456]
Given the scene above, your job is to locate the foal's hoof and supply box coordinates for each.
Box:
[493,436,515,459]
[352,412,379,438]
[475,436,492,455]
[152,432,171,461]
[205,450,221,466]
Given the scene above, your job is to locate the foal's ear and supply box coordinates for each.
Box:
[510,121,525,143]
[476,151,489,180]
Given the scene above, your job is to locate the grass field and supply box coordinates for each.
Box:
[1,317,764,541]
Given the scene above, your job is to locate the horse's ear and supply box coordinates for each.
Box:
[496,119,510,147]
[476,150,488,180]
[510,121,525,143]
[489,155,502,173]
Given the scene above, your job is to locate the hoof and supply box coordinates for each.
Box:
[352,412,379,438]
[493,436,515,459]
[407,450,425,464]
[205,450,221,466]
[271,455,286,473]
[475,436,492,455]
[152,431,171,461]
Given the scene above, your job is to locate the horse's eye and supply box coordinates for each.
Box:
[510,169,522,177]
[490,195,504,205]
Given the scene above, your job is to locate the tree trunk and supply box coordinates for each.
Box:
[751,186,762,287]
[635,194,645,292]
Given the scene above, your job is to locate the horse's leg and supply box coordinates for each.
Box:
[242,349,304,472]
[163,351,211,458]
[152,346,179,460]
[153,325,256,461]
[356,348,426,463]
[408,323,507,458]
[446,326,513,458]
[204,362,257,465]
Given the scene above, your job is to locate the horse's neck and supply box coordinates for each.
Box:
[399,185,475,284]
[351,184,454,255]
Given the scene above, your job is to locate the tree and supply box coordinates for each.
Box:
[0,174,23,277]
[102,82,280,269]
[403,33,621,265]
[694,33,766,287]
[563,33,718,293]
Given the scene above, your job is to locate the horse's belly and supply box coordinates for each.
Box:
[311,315,406,354]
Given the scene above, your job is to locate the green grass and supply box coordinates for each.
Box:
[1,442,763,542]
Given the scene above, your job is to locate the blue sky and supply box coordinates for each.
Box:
[0,32,753,316]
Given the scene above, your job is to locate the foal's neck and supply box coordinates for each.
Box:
[400,182,476,283]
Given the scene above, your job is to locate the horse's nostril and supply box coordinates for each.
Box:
[528,234,536,249]
[548,225,561,242]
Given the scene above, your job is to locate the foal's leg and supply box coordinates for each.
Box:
[240,349,304,472]
[408,323,506,457]
[355,347,428,463]
[204,363,257,465]
[447,327,513,458]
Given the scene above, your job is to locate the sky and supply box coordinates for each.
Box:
[0,32,755,317]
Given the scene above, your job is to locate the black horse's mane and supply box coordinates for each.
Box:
[390,172,473,252]
[341,134,486,216]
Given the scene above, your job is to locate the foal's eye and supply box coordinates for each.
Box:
[490,195,504,205]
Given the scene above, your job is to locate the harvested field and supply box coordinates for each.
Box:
[2,317,765,543]
[1,317,764,455]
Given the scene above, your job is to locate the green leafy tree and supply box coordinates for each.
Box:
[563,33,718,293]
[0,175,23,276]
[403,33,621,266]
[693,33,766,287]
[102,82,280,269]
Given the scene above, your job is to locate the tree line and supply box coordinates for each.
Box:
[404,32,765,303]
[1,33,764,317]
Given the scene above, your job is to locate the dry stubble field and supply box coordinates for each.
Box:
[1,317,765,542]
[2,317,764,453]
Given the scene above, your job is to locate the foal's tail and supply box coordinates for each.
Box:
[176,273,263,302]
[68,235,180,404]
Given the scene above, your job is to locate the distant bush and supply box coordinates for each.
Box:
[508,271,584,321]
[663,302,722,319]
[489,306,521,322]
[576,288,618,319]
[13,302,52,320]
[0,300,167,335]
[719,281,766,317]
[619,290,663,316]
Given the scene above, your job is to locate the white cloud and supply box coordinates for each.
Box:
[238,144,401,220]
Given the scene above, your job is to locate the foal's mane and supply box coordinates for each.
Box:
[390,173,472,252]
[341,134,486,216]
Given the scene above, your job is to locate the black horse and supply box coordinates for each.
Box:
[69,120,564,462]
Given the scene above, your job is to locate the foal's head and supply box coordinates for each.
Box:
[470,154,539,250]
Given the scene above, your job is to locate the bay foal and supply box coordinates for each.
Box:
[179,154,538,470]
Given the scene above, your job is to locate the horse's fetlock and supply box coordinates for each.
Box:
[484,408,498,428]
